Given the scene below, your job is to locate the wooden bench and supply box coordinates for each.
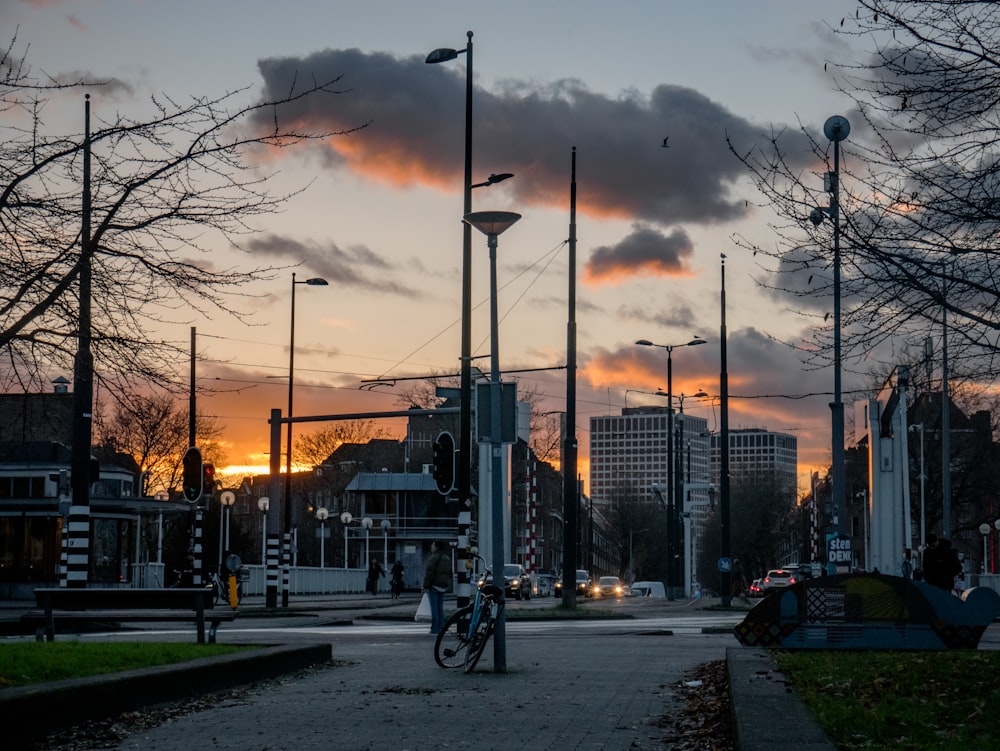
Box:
[24,587,237,644]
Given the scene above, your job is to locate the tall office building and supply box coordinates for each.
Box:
[589,406,711,512]
[710,428,798,503]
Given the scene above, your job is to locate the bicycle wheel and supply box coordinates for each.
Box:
[434,605,473,668]
[463,599,495,673]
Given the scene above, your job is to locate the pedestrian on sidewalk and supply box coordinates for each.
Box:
[367,558,385,596]
[923,534,962,593]
[422,540,452,635]
[390,559,405,599]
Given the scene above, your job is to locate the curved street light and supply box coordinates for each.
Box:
[282,273,329,606]
[465,208,522,673]
[635,337,707,598]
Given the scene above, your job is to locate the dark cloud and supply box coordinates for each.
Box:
[251,49,815,226]
[584,224,694,284]
[245,233,421,297]
[584,326,838,458]
[619,301,698,330]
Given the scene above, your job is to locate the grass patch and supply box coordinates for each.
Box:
[775,650,1000,751]
[507,605,627,620]
[0,641,252,689]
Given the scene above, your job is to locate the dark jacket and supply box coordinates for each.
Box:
[422,550,452,590]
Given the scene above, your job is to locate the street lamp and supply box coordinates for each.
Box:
[980,523,991,574]
[257,497,269,565]
[219,490,235,569]
[381,518,391,565]
[810,115,850,539]
[636,337,706,598]
[465,208,521,673]
[283,273,328,606]
[426,35,475,599]
[909,423,926,549]
[340,511,353,570]
[315,507,329,569]
[362,516,373,567]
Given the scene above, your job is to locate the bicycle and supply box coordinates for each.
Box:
[210,554,247,608]
[434,557,506,673]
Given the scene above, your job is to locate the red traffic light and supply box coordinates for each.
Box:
[203,463,216,494]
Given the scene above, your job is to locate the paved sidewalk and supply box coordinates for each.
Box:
[106,629,726,750]
[0,594,837,750]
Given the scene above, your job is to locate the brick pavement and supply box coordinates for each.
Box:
[106,627,726,751]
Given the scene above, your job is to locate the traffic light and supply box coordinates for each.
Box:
[182,447,202,503]
[203,463,216,497]
[432,431,456,496]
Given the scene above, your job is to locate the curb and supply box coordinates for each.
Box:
[726,647,837,751]
[2,643,332,746]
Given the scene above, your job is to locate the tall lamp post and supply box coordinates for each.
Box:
[340,511,353,570]
[636,337,706,598]
[909,423,926,550]
[315,507,329,569]
[810,115,850,538]
[282,273,328,606]
[381,518,391,564]
[426,36,514,609]
[465,209,521,674]
[426,35,475,609]
[219,491,235,568]
[257,496,269,566]
[980,523,991,574]
[362,517,373,567]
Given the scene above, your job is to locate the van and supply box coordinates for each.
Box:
[629,580,666,598]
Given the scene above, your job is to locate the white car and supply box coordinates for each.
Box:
[762,569,797,592]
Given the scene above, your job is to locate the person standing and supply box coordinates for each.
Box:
[366,558,385,596]
[422,540,452,635]
[923,534,963,592]
[900,549,914,579]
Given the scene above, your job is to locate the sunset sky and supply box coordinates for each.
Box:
[6,0,870,494]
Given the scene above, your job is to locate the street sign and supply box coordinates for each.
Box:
[717,557,733,573]
[476,382,518,443]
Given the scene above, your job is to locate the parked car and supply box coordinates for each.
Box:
[762,569,797,592]
[593,575,624,597]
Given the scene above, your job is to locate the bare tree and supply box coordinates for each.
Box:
[295,420,391,468]
[0,33,365,394]
[730,1,1000,386]
[94,392,225,495]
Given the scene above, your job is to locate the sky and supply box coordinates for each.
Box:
[5,0,868,494]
